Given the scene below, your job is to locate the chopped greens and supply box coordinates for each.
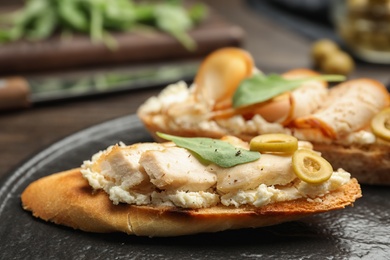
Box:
[232,74,346,108]
[154,4,196,51]
[157,132,260,168]
[0,0,207,50]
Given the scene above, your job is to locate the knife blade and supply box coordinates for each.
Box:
[0,61,199,111]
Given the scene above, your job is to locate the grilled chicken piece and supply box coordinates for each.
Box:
[213,153,295,193]
[139,147,217,192]
[294,79,390,138]
[90,143,173,192]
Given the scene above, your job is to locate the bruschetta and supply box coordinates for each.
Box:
[138,48,390,185]
[21,134,361,237]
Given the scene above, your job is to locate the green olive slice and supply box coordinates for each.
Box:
[371,108,390,142]
[292,149,333,184]
[249,133,298,154]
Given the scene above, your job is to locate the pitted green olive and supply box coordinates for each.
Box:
[250,133,298,154]
[292,149,333,184]
[371,108,390,141]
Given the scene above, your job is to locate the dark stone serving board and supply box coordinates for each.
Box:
[0,115,389,259]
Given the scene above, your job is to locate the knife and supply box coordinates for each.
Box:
[0,61,199,111]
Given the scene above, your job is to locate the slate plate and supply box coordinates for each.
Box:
[0,115,389,259]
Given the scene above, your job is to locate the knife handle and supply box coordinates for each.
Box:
[0,77,30,111]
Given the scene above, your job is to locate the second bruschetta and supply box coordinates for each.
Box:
[138,48,390,184]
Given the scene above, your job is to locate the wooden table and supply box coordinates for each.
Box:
[1,0,389,181]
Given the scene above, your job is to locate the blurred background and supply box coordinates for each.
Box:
[0,0,389,179]
[1,2,390,258]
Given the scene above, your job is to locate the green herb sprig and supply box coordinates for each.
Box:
[232,74,346,108]
[157,132,260,168]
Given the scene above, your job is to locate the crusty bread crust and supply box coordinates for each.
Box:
[21,169,361,237]
[313,142,390,185]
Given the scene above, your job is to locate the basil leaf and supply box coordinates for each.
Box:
[232,74,346,108]
[157,132,260,168]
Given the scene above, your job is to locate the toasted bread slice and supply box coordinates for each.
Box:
[21,169,361,237]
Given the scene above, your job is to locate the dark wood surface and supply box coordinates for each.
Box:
[1,0,389,181]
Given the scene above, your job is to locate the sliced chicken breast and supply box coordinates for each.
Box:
[294,79,390,138]
[139,147,217,192]
[214,153,295,194]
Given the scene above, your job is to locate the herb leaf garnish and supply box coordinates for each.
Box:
[232,74,346,108]
[157,132,260,168]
